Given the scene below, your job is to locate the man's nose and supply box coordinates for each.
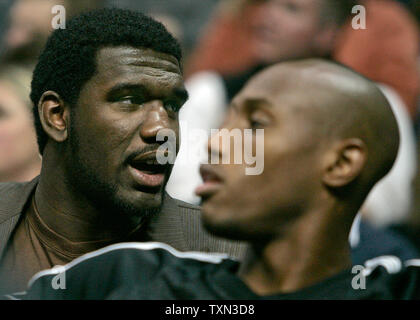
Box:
[139,100,171,141]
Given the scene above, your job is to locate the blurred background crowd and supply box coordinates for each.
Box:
[1,0,420,253]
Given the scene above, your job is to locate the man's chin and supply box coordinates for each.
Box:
[202,218,248,242]
[201,206,240,240]
[122,188,165,213]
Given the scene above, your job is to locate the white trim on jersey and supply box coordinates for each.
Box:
[349,213,362,248]
[362,255,403,277]
[3,291,26,300]
[404,259,420,268]
[26,242,230,289]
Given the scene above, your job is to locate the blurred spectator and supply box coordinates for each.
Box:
[251,0,353,63]
[2,0,66,64]
[0,64,41,182]
[1,0,104,64]
[186,0,353,76]
[186,0,420,120]
[335,0,420,119]
[185,0,264,77]
[105,0,219,57]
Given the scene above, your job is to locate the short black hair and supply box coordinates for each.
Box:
[30,8,182,154]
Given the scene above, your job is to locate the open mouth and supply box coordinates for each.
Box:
[129,152,169,189]
[195,164,223,199]
[131,161,167,174]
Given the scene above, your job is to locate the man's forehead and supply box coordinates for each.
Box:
[234,73,323,115]
[234,74,289,107]
[95,46,182,75]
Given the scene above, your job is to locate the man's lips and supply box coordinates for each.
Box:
[129,166,165,189]
[128,151,169,189]
[195,164,223,198]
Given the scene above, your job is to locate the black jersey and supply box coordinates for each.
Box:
[12,242,420,300]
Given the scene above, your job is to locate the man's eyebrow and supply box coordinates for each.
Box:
[230,97,272,111]
[106,83,189,102]
[107,83,147,97]
[243,97,272,109]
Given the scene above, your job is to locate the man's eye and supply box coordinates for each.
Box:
[249,109,271,129]
[165,101,181,113]
[119,96,142,105]
[250,120,264,129]
[250,116,270,129]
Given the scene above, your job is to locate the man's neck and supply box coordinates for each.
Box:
[239,206,354,296]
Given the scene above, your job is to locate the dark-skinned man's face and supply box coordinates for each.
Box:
[196,72,325,241]
[65,46,187,222]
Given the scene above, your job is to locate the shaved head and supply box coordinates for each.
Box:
[239,59,399,201]
[199,58,399,242]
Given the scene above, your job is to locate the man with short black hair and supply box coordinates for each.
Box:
[0,8,246,295]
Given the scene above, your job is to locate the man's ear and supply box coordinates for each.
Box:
[38,91,69,143]
[322,138,367,188]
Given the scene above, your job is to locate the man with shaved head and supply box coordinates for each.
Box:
[20,60,420,300]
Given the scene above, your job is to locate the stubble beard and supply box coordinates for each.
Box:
[65,119,164,230]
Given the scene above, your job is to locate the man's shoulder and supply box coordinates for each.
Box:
[171,197,201,212]
[161,193,200,212]
[0,178,38,223]
[0,180,30,194]
[0,178,39,258]
[0,178,38,195]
